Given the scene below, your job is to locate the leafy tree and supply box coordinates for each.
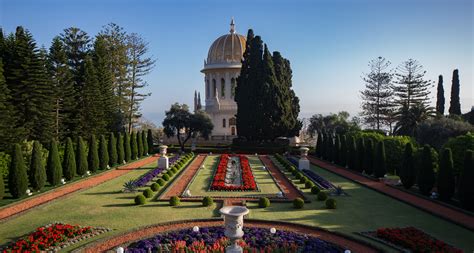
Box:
[437,148,455,201]
[308,111,359,137]
[416,117,473,150]
[347,136,357,171]
[124,132,131,162]
[400,142,415,189]
[417,145,436,195]
[137,130,143,157]
[29,141,46,191]
[46,139,62,185]
[364,139,374,175]
[459,150,473,210]
[117,132,125,164]
[76,136,88,176]
[131,131,138,160]
[435,75,445,115]
[162,103,213,152]
[87,134,99,172]
[443,132,474,175]
[108,132,117,167]
[99,135,109,169]
[448,69,461,115]
[340,135,347,167]
[356,138,365,172]
[147,129,154,154]
[142,131,148,155]
[374,141,386,178]
[62,137,76,180]
[8,143,28,198]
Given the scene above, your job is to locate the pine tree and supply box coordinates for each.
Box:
[142,131,148,155]
[393,59,433,110]
[137,130,143,157]
[99,135,109,169]
[29,141,46,191]
[435,75,445,115]
[348,136,357,171]
[62,137,76,181]
[364,139,374,175]
[374,141,386,178]
[417,145,436,196]
[147,129,154,154]
[356,138,365,172]
[334,134,341,165]
[108,132,117,167]
[0,59,20,151]
[117,132,125,164]
[124,131,131,162]
[340,135,347,167]
[46,139,62,185]
[437,148,455,201]
[459,150,473,210]
[8,143,28,198]
[76,136,88,176]
[400,142,415,189]
[131,131,138,160]
[82,56,106,136]
[88,134,99,172]
[449,69,461,115]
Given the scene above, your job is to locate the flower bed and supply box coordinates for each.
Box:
[0,223,110,252]
[133,155,181,188]
[302,169,337,190]
[125,226,343,252]
[210,154,257,191]
[373,227,462,253]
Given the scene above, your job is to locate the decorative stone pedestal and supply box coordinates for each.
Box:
[157,145,169,169]
[298,146,310,171]
[220,206,250,253]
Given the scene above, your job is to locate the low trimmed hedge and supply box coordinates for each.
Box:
[305,181,315,189]
[202,196,214,207]
[151,183,160,192]
[143,188,154,198]
[311,185,321,194]
[162,174,170,181]
[317,191,328,201]
[293,198,304,209]
[258,197,271,208]
[300,176,308,184]
[157,178,165,186]
[134,194,146,205]
[326,198,337,209]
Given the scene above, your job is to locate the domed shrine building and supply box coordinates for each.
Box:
[195,19,246,141]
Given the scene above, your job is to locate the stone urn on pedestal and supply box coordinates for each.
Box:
[157,145,169,169]
[220,206,250,253]
[298,146,310,171]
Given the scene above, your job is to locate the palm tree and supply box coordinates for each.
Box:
[394,102,433,136]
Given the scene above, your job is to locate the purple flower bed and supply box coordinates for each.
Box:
[125,226,344,253]
[302,169,337,190]
[133,155,181,187]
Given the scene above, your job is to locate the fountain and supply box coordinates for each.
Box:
[298,146,310,171]
[157,145,169,169]
[220,206,250,253]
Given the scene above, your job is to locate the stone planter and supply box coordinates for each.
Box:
[220,206,250,253]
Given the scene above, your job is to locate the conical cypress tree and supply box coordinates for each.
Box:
[315,130,322,157]
[29,141,46,191]
[340,135,347,167]
[117,132,125,164]
[147,129,154,154]
[137,130,143,157]
[88,135,99,172]
[437,148,455,201]
[76,136,88,176]
[374,141,386,178]
[99,135,109,169]
[142,131,148,155]
[108,132,117,167]
[356,138,365,172]
[448,69,461,115]
[334,135,341,165]
[436,75,445,115]
[459,150,474,210]
[348,136,357,171]
[0,173,4,200]
[8,144,28,198]
[46,139,62,185]
[131,131,138,160]
[400,143,415,189]
[320,131,326,159]
[417,145,436,196]
[326,133,333,162]
[124,132,131,162]
[364,139,374,175]
[62,137,76,181]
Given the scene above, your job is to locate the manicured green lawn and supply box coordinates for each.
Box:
[0,156,472,252]
[185,155,281,198]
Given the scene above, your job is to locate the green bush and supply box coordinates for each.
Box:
[317,191,328,201]
[108,132,118,167]
[459,150,474,211]
[162,174,170,181]
[305,180,315,189]
[300,176,308,184]
[99,135,109,170]
[170,196,180,206]
[76,137,88,176]
[0,173,4,200]
[151,183,160,192]
[291,169,298,176]
[88,135,99,172]
[202,196,214,207]
[47,139,62,186]
[311,185,320,194]
[0,152,10,178]
[374,141,386,178]
[417,145,436,196]
[8,144,28,198]
[171,167,178,174]
[29,141,46,191]
[325,198,337,209]
[157,178,165,186]
[143,188,154,198]
[117,132,125,164]
[295,172,303,179]
[124,132,131,162]
[400,142,416,189]
[384,136,413,175]
[293,198,304,209]
[62,137,76,180]
[166,170,174,177]
[134,194,146,205]
[258,197,271,208]
[443,132,474,175]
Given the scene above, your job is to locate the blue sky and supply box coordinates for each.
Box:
[1,0,472,126]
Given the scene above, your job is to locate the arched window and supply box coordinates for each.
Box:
[206,80,210,99]
[212,79,216,97]
[231,78,236,98]
[221,78,225,99]
[229,117,236,126]
[222,118,226,128]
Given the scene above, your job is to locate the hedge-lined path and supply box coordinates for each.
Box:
[0,155,159,221]
[307,156,474,231]
[259,155,304,200]
[159,154,206,200]
[78,219,379,253]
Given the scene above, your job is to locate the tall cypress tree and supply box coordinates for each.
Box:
[319,131,326,159]
[437,148,455,201]
[356,138,365,172]
[99,135,109,169]
[400,142,415,189]
[46,139,62,185]
[435,75,445,115]
[131,131,138,160]
[326,133,333,162]
[88,134,99,172]
[137,130,143,157]
[108,132,117,167]
[417,145,436,196]
[315,130,322,158]
[449,69,461,115]
[334,134,341,165]
[459,150,474,210]
[340,135,347,167]
[8,143,28,198]
[124,131,131,162]
[29,141,46,191]
[62,137,76,181]
[348,136,357,171]
[374,141,387,178]
[117,132,125,164]
[147,129,154,154]
[76,136,88,176]
[142,131,148,155]
[364,139,374,175]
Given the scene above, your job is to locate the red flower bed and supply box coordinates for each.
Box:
[375,227,462,253]
[210,154,257,191]
[1,223,102,253]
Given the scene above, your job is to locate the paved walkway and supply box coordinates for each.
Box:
[259,155,304,200]
[0,156,159,221]
[307,156,474,231]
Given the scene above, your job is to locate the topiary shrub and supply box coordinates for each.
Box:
[131,131,138,160]
[88,135,99,172]
[295,172,303,180]
[62,137,76,180]
[325,198,337,209]
[171,167,178,174]
[151,183,160,192]
[443,132,474,175]
[162,174,170,181]
[317,191,328,201]
[47,139,62,186]
[437,148,455,201]
[124,132,131,162]
[8,144,28,198]
[157,178,165,186]
[400,142,416,189]
[143,188,154,198]
[258,197,271,208]
[374,141,386,178]
[76,137,88,176]
[147,129,154,154]
[134,194,146,205]
[117,132,125,164]
[363,139,374,175]
[99,135,109,170]
[459,150,474,211]
[170,196,180,206]
[29,141,46,191]
[142,131,149,155]
[305,181,315,189]
[293,198,304,209]
[0,173,4,200]
[300,176,308,184]
[311,185,320,194]
[108,132,118,167]
[202,196,214,207]
[166,170,174,177]
[137,130,143,158]
[417,145,436,196]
